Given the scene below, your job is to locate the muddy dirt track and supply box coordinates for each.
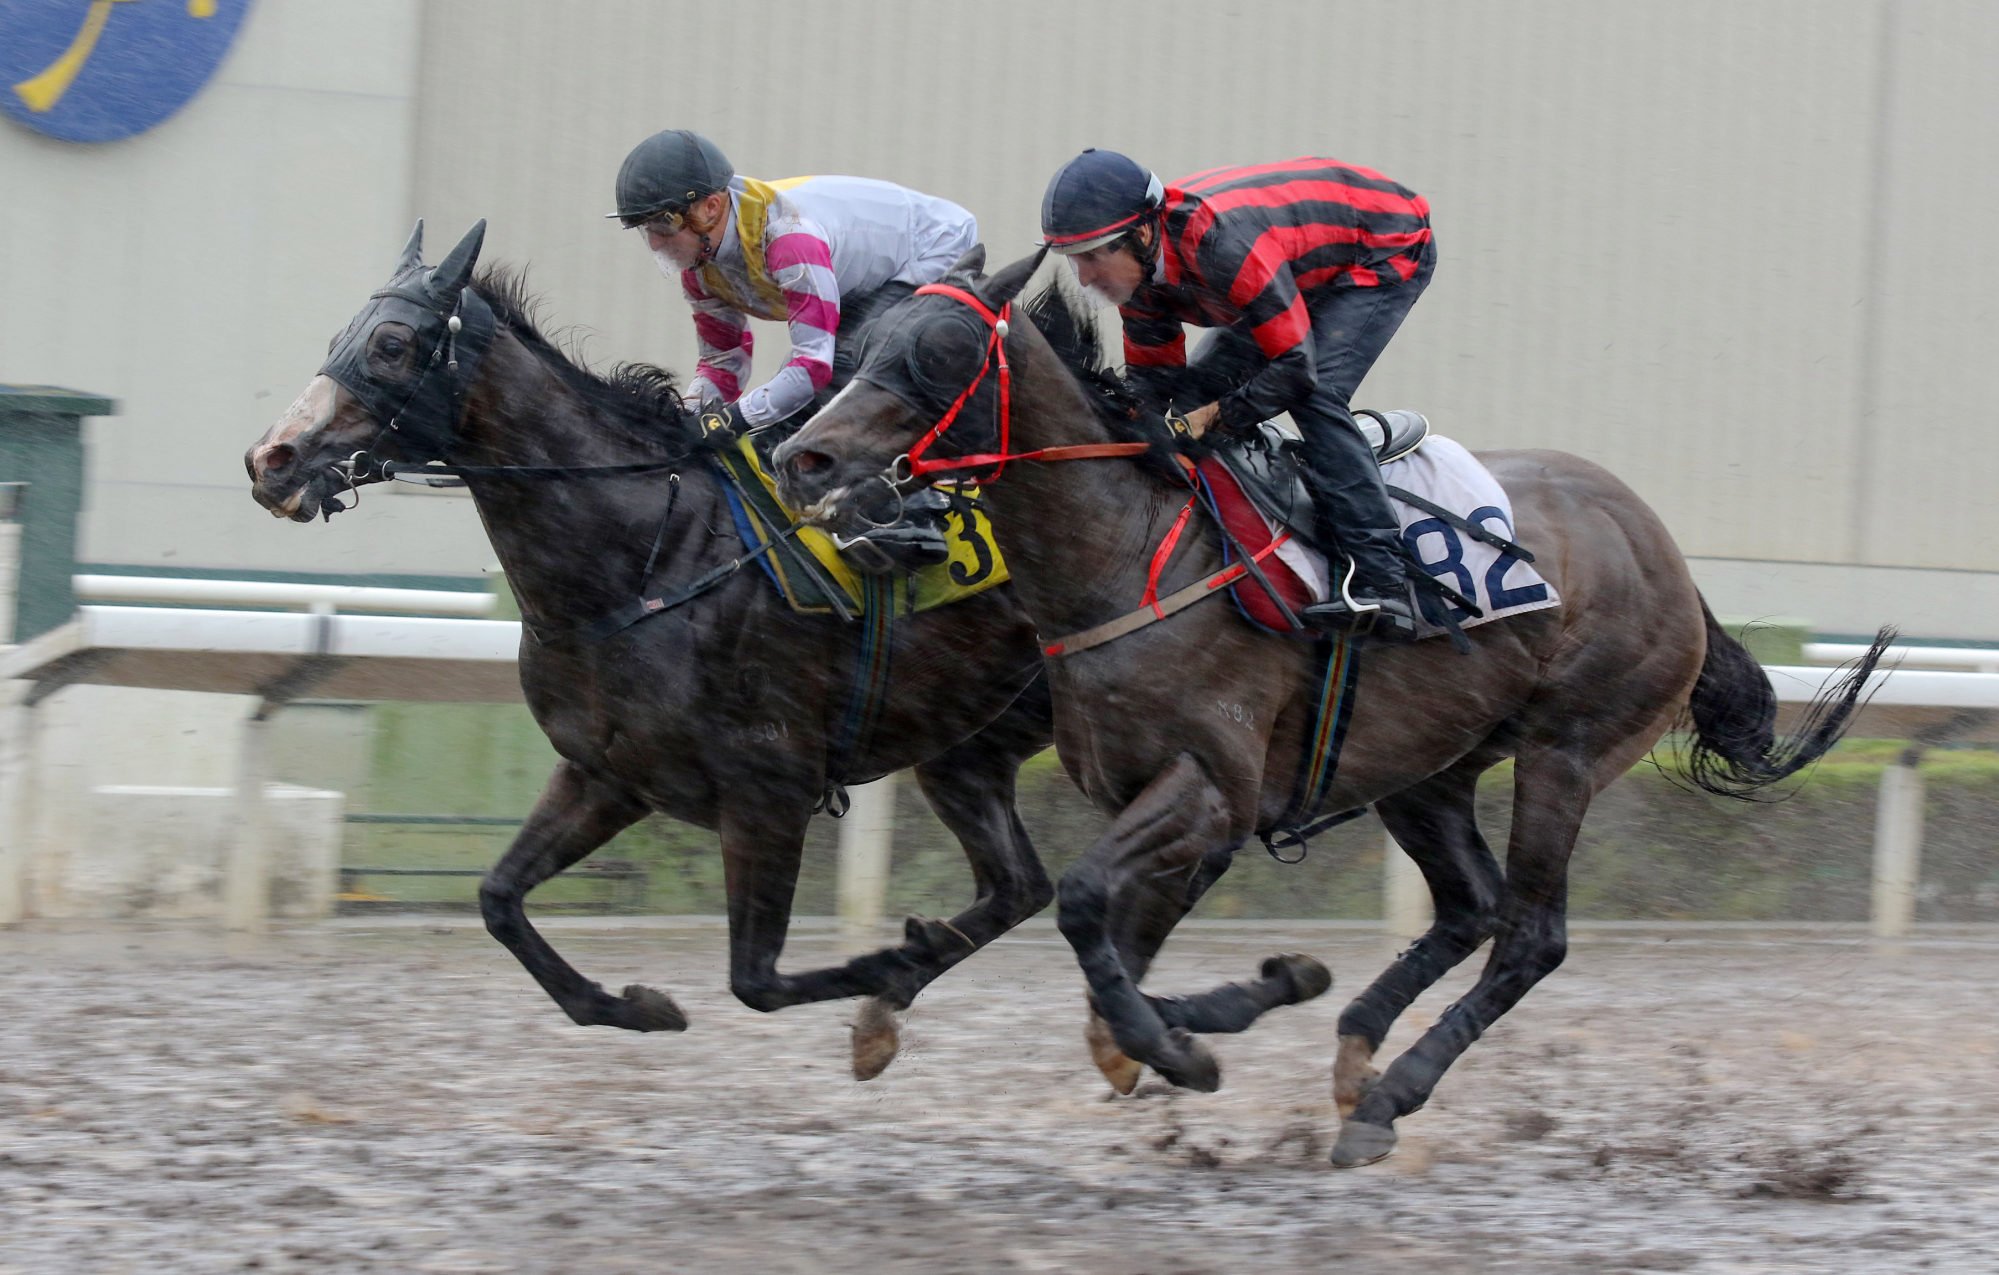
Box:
[2,918,1995,1273]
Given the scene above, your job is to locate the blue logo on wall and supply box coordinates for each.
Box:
[1,1,254,144]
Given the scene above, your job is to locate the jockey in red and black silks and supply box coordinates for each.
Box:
[1041,149,1436,641]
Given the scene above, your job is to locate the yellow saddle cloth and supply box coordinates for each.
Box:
[718,438,1009,617]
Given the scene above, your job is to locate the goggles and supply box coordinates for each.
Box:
[620,206,688,233]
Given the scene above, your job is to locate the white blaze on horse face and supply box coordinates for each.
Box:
[271,375,339,447]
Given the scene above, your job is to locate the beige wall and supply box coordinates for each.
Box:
[0,0,494,577]
[6,0,1996,634]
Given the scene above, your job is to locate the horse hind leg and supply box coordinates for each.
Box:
[1332,760,1505,1118]
[479,761,687,1032]
[713,690,1055,1081]
[1334,744,1590,1168]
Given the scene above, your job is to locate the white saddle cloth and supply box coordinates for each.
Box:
[1270,433,1561,638]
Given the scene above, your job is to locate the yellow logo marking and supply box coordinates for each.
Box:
[14,0,215,115]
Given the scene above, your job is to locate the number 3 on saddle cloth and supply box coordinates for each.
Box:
[715,436,1010,618]
[1200,411,1562,640]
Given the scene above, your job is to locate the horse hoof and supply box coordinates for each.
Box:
[851,997,902,1081]
[1155,1028,1222,1094]
[617,984,689,1032]
[1330,1118,1398,1168]
[1085,1011,1142,1095]
[1260,952,1333,1004]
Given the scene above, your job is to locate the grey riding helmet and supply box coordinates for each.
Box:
[608,129,734,227]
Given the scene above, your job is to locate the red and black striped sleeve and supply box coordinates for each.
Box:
[1170,159,1432,427]
[1117,300,1188,404]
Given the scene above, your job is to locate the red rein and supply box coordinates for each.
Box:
[899,284,1148,481]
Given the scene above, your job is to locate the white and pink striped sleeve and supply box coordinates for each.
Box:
[681,268,753,407]
[735,227,840,427]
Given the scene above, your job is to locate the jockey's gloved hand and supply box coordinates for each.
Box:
[1162,408,1218,460]
[695,402,747,445]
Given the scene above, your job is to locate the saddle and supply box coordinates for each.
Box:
[1215,408,1431,550]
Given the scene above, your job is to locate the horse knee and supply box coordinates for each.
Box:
[1438,908,1499,956]
[477,876,519,938]
[729,973,788,1014]
[1024,872,1056,916]
[1522,929,1567,980]
[1055,868,1109,943]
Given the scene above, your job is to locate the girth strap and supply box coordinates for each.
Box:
[1384,484,1535,562]
[1258,637,1366,862]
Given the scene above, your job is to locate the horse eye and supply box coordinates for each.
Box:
[377,335,407,359]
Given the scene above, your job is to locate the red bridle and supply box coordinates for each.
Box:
[892,283,1148,486]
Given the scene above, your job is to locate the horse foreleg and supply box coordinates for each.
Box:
[1057,754,1234,1093]
[832,708,1054,1078]
[479,762,685,1031]
[1334,747,1587,1167]
[1333,762,1505,1117]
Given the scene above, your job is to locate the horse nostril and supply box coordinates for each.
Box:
[789,450,830,476]
[256,444,297,479]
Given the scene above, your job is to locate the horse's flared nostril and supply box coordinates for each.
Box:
[250,443,297,482]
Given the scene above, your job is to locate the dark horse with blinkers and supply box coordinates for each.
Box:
[243,222,1342,1077]
[773,247,1893,1164]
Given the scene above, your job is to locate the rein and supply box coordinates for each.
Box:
[893,284,1149,484]
[897,283,1268,659]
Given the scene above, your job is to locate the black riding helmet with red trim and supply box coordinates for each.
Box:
[1039,148,1165,255]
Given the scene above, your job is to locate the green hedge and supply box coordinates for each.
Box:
[333,700,1999,923]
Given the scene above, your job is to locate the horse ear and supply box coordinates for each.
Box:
[429,219,488,300]
[398,219,425,270]
[946,244,987,281]
[979,248,1047,309]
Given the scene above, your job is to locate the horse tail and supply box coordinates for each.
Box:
[1676,599,1895,800]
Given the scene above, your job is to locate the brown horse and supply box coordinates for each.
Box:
[244,222,1080,1078]
[773,249,1891,1164]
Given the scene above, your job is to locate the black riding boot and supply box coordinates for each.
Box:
[1294,414,1418,642]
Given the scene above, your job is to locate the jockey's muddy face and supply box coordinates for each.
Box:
[1064,224,1154,308]
[638,192,727,274]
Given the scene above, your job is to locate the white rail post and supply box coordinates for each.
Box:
[837,773,897,954]
[1383,824,1431,940]
[223,709,274,933]
[0,687,40,924]
[0,483,21,645]
[1871,749,1925,939]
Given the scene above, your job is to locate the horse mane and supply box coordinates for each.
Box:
[1019,271,1180,452]
[1021,273,1126,423]
[473,265,696,455]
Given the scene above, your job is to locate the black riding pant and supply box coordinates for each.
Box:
[1183,243,1435,591]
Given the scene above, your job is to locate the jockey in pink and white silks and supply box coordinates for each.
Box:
[610,129,977,569]
[681,173,977,428]
[612,129,977,430]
